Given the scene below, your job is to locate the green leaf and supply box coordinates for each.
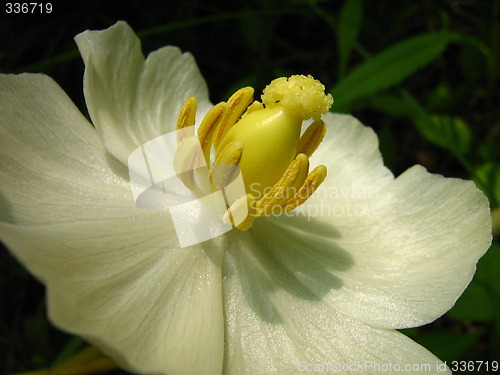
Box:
[414,115,472,154]
[401,91,472,155]
[52,336,84,366]
[399,327,419,338]
[448,282,495,322]
[448,244,500,322]
[24,314,49,350]
[479,136,500,162]
[415,332,483,362]
[365,94,413,117]
[475,244,500,297]
[377,124,397,170]
[333,32,459,110]
[337,0,363,77]
[473,163,500,206]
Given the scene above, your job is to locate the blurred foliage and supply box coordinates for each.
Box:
[1,0,499,373]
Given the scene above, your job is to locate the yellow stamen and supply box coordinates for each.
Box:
[297,119,326,157]
[173,74,333,231]
[173,136,204,192]
[198,102,227,160]
[224,193,256,230]
[242,100,264,117]
[213,87,254,147]
[255,153,310,216]
[211,141,244,189]
[176,96,196,143]
[285,165,327,212]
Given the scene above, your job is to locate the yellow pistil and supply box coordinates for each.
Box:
[218,105,301,195]
[174,74,332,230]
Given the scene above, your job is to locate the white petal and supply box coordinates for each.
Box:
[0,73,132,225]
[0,73,224,374]
[223,233,450,374]
[310,112,394,200]
[75,21,211,164]
[0,221,225,375]
[257,165,491,329]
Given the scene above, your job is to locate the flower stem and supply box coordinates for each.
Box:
[15,346,119,375]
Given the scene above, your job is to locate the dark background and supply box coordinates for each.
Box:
[1,0,499,373]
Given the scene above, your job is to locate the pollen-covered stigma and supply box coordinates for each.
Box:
[174,75,333,231]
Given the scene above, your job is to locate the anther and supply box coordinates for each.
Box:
[256,153,309,216]
[224,193,256,231]
[213,87,254,147]
[173,136,205,192]
[284,165,327,212]
[197,102,227,160]
[297,120,326,157]
[211,141,244,190]
[241,101,264,118]
[176,96,197,143]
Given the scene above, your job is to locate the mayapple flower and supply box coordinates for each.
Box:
[0,21,492,375]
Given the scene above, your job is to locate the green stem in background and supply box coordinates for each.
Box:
[15,346,119,375]
[15,50,80,74]
[51,336,84,366]
[15,9,299,74]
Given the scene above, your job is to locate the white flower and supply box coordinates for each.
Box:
[0,21,492,375]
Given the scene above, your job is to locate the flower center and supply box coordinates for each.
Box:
[217,106,300,195]
[174,75,333,230]
[217,75,332,195]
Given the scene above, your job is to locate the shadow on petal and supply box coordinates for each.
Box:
[106,151,132,179]
[225,214,354,324]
